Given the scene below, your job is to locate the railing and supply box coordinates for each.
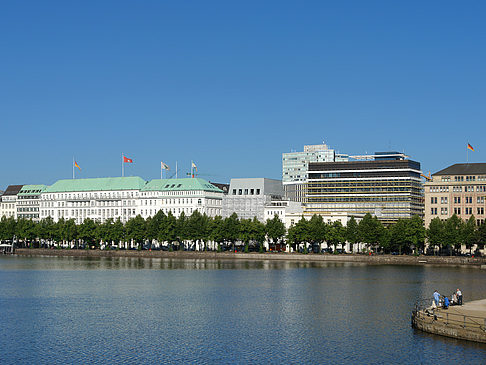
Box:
[412,298,486,332]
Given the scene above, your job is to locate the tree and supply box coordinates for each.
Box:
[223,213,240,251]
[358,213,383,252]
[36,217,56,247]
[0,216,16,242]
[79,218,97,248]
[160,211,177,250]
[186,210,205,250]
[463,215,478,255]
[250,217,266,252]
[265,214,286,251]
[307,214,326,251]
[327,221,346,253]
[112,217,125,248]
[346,217,359,253]
[390,219,408,254]
[148,210,165,246]
[443,214,464,255]
[61,219,78,248]
[15,218,36,248]
[477,222,486,253]
[287,217,309,253]
[209,216,225,251]
[426,217,444,254]
[176,212,188,250]
[408,215,426,254]
[126,215,146,249]
[239,218,253,253]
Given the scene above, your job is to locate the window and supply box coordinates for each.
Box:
[238,189,242,195]
[454,207,461,215]
[256,189,260,195]
[232,189,236,195]
[454,197,461,204]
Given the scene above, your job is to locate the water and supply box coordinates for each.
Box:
[1,256,485,364]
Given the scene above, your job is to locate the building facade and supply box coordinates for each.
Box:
[17,185,47,222]
[282,142,348,202]
[305,152,424,224]
[223,178,284,221]
[0,185,24,219]
[40,177,223,224]
[424,163,486,227]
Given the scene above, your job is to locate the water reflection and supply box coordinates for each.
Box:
[1,256,485,364]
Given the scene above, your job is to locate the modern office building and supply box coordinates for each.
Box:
[40,177,223,224]
[305,152,424,224]
[17,185,47,221]
[282,142,348,202]
[223,178,284,221]
[0,185,24,219]
[424,163,486,227]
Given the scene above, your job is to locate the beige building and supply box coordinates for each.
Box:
[424,163,486,227]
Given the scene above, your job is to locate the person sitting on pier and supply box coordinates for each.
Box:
[451,292,457,305]
[443,296,449,309]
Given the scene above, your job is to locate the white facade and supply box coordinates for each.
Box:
[39,177,224,224]
[40,189,143,224]
[0,195,17,219]
[0,185,24,219]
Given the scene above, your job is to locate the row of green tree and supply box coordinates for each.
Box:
[1,211,485,254]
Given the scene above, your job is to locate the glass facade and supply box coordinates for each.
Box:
[305,158,424,224]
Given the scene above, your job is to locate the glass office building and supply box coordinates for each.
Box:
[305,152,424,224]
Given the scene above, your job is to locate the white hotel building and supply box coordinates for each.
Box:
[39,177,223,224]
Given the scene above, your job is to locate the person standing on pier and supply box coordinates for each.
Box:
[433,290,440,307]
[456,289,463,305]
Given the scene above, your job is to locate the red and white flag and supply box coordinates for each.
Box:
[123,156,133,163]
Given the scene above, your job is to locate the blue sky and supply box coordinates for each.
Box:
[1,1,485,188]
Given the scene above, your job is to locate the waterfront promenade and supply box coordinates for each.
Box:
[412,299,486,343]
[14,248,486,267]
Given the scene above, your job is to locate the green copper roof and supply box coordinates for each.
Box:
[45,177,147,193]
[18,184,47,196]
[142,178,223,193]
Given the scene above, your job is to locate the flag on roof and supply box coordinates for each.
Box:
[123,156,133,163]
[74,161,81,170]
[467,143,475,152]
[161,162,170,170]
[191,161,197,172]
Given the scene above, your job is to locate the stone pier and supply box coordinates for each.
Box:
[412,299,486,343]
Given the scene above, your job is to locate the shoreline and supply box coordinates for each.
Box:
[12,248,486,267]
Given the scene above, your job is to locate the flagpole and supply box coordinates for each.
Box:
[122,153,124,177]
[176,161,178,179]
[191,160,193,178]
[73,156,75,179]
[161,162,162,179]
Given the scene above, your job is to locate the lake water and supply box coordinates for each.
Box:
[1,256,486,364]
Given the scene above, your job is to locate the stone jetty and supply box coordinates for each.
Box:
[412,299,486,343]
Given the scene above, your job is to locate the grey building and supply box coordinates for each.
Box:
[223,178,284,221]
